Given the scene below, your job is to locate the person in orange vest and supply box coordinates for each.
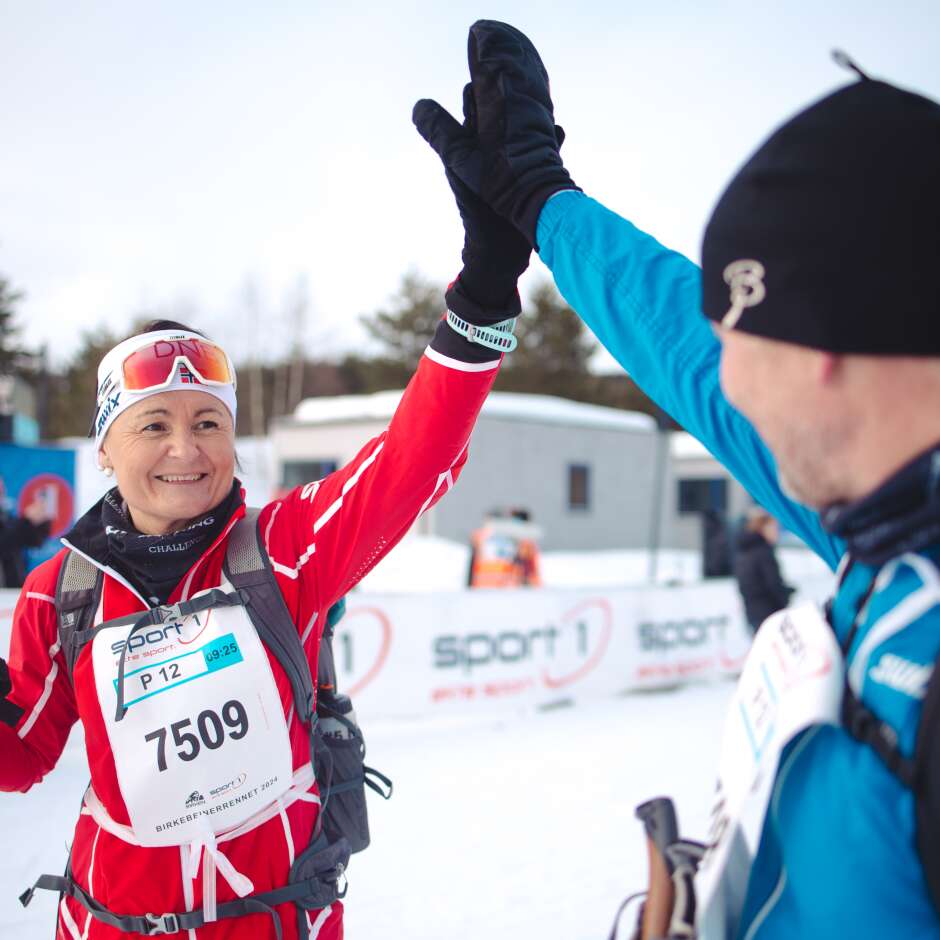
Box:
[468,508,542,588]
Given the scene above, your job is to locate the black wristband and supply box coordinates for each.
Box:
[446,275,521,327]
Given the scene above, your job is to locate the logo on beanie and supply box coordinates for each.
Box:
[722,260,766,329]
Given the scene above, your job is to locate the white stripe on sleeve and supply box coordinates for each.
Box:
[423,346,501,372]
[18,640,63,739]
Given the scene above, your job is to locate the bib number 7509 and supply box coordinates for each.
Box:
[144,700,249,772]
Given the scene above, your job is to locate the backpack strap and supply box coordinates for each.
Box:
[832,566,940,918]
[223,509,316,726]
[840,682,917,787]
[54,550,104,680]
[913,657,940,917]
[224,510,345,832]
[317,598,345,692]
[830,567,917,787]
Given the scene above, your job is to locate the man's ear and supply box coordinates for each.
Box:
[816,351,842,385]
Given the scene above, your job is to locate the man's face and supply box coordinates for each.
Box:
[716,327,855,508]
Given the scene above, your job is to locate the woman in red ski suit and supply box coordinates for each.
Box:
[0,102,532,937]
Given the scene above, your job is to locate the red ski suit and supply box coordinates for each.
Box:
[0,341,500,939]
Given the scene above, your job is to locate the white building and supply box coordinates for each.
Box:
[662,432,755,552]
[271,391,754,552]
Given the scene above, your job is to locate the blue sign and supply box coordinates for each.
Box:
[0,444,76,574]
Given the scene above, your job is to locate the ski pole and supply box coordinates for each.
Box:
[635,798,679,940]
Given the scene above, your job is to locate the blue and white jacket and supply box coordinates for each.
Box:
[537,190,940,939]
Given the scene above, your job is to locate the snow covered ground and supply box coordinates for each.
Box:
[1,680,735,940]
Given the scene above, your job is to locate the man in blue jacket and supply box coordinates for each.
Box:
[414,20,940,940]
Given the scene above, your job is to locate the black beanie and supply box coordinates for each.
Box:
[701,77,940,355]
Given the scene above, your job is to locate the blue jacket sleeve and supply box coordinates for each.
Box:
[537,190,843,569]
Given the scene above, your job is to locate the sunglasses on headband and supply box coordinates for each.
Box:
[119,337,236,392]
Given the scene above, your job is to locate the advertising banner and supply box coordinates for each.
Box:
[0,444,76,574]
[334,582,758,720]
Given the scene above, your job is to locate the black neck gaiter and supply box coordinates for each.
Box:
[100,482,242,605]
[821,443,940,568]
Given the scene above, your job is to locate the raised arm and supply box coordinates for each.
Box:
[262,58,539,614]
[537,191,843,568]
[266,322,501,609]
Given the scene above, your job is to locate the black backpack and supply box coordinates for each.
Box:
[841,647,940,919]
[21,509,392,940]
[829,554,940,922]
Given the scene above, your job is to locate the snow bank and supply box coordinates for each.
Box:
[355,533,831,594]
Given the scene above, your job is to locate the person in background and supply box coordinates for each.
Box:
[0,477,53,588]
[467,507,542,588]
[701,508,732,579]
[733,508,794,633]
[511,509,542,587]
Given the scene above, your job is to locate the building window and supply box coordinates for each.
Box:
[678,478,728,515]
[281,459,339,490]
[568,464,591,511]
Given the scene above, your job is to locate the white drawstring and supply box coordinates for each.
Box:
[81,764,318,923]
[206,839,254,898]
[277,797,295,866]
[186,841,202,882]
[201,847,217,923]
[183,827,255,923]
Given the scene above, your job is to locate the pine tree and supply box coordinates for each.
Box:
[353,272,665,420]
[360,271,444,369]
[0,276,26,375]
[45,325,122,439]
[493,279,604,404]
[510,280,597,375]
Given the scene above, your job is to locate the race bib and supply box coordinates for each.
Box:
[695,603,843,938]
[91,583,294,846]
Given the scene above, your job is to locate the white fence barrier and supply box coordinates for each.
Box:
[338,582,749,719]
[336,575,832,718]
[0,576,833,722]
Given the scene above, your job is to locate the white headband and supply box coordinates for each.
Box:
[94,330,238,454]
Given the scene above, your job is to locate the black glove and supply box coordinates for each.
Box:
[0,658,24,728]
[416,82,531,325]
[413,19,578,250]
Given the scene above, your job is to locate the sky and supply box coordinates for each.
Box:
[2,0,939,368]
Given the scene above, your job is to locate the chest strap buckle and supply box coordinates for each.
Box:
[144,912,180,935]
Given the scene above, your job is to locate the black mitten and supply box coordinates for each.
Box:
[415,82,531,326]
[414,20,578,250]
[0,659,24,727]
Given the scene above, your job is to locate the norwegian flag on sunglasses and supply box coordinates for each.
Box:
[177,363,200,384]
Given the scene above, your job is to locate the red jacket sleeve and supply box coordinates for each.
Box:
[261,323,501,612]
[0,555,79,792]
